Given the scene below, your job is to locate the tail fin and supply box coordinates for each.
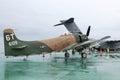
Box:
[4,29,18,42]
[54,18,83,34]
[3,29,19,56]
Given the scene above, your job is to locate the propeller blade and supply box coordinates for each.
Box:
[86,25,91,36]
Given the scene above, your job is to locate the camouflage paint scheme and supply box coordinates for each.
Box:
[3,18,110,57]
[4,29,77,56]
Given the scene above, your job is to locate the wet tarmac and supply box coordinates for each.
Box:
[1,52,120,80]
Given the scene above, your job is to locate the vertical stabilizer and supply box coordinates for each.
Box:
[3,29,19,56]
[54,18,83,34]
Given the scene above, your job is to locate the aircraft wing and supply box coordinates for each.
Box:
[62,36,110,51]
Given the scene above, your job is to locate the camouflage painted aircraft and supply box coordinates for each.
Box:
[3,18,110,59]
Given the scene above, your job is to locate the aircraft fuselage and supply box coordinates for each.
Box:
[4,29,79,56]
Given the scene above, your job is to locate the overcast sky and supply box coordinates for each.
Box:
[0,0,120,52]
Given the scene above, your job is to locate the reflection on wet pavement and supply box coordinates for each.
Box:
[1,52,120,80]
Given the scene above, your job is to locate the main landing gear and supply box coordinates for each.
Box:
[81,53,87,58]
[64,50,87,59]
[72,50,75,55]
[64,51,70,62]
[64,50,75,58]
[23,56,28,61]
[64,51,70,58]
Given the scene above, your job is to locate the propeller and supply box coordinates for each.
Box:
[86,25,91,36]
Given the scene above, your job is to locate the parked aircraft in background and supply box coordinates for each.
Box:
[3,18,110,60]
[96,40,120,52]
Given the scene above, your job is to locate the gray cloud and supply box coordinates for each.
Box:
[0,0,120,52]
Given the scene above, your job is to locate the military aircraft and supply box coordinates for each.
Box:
[3,18,110,59]
[95,40,120,52]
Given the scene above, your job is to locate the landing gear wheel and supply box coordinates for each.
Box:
[23,56,28,61]
[65,52,70,58]
[23,58,27,61]
[81,53,87,58]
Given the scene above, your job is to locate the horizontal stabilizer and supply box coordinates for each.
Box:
[12,45,27,50]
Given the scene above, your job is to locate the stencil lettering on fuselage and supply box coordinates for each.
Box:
[8,40,18,46]
[5,34,15,41]
[5,34,18,46]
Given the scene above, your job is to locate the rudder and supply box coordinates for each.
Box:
[3,28,19,56]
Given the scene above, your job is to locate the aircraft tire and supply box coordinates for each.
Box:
[65,52,70,58]
[81,53,87,58]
